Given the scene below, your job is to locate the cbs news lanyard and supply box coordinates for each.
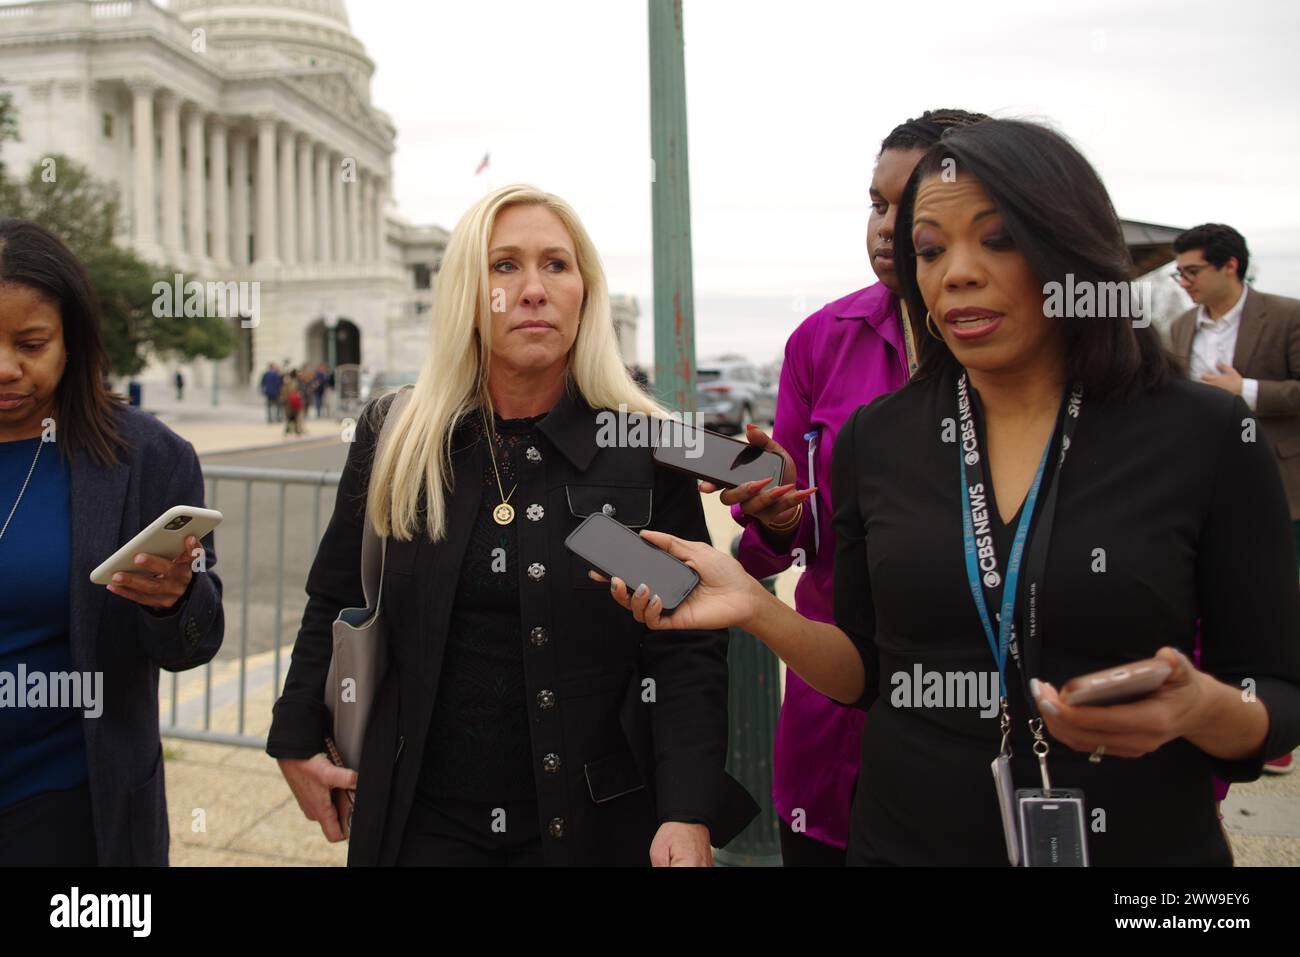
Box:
[957,371,1083,791]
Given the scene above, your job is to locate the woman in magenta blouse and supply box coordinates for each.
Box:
[710,109,988,865]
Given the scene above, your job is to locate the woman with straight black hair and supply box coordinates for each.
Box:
[0,219,223,865]
[705,107,987,867]
[597,119,1300,865]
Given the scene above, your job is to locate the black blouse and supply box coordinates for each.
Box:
[830,365,1300,866]
[419,412,547,804]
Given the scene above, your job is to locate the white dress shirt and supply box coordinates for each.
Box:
[1188,285,1259,410]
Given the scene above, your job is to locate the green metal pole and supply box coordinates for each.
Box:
[649,0,781,868]
[648,0,697,416]
[713,534,783,867]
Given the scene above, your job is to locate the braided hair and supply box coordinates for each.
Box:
[879,108,989,154]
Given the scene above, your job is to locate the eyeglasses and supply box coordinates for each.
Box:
[1170,263,1215,283]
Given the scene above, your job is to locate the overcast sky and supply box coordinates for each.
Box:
[344,0,1300,316]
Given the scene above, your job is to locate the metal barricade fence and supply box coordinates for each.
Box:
[160,465,341,748]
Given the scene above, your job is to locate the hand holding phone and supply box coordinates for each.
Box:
[91,505,222,585]
[566,513,699,613]
[91,506,222,611]
[1033,649,1209,763]
[587,526,765,635]
[655,420,812,529]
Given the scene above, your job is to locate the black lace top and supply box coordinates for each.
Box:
[418,410,547,804]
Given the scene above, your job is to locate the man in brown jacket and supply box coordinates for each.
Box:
[1168,223,1300,775]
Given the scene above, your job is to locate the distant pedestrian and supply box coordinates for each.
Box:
[173,369,184,401]
[313,364,329,418]
[260,362,283,423]
[283,371,305,436]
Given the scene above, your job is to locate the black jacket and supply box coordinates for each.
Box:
[267,385,758,864]
[71,406,224,865]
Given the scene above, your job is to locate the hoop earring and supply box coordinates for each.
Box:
[925,311,943,340]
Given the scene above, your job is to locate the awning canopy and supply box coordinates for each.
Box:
[1121,218,1186,275]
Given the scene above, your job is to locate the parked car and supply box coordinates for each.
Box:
[360,369,419,406]
[696,359,776,435]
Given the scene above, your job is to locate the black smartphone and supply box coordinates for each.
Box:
[652,420,785,490]
[564,512,699,613]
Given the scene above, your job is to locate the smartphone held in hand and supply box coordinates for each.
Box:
[564,512,698,613]
[1060,657,1172,707]
[89,505,223,585]
[652,420,784,490]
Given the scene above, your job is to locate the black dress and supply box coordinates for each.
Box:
[830,365,1300,866]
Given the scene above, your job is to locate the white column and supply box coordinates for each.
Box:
[278,125,297,265]
[372,176,386,265]
[297,133,315,264]
[184,105,207,259]
[315,146,331,263]
[255,116,279,266]
[28,81,54,157]
[159,90,183,256]
[359,174,373,262]
[209,118,229,266]
[230,128,250,265]
[129,79,156,247]
[331,152,346,263]
[58,81,88,161]
[347,166,361,264]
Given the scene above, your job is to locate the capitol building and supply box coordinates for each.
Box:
[0,0,639,390]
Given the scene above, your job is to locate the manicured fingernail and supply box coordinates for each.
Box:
[1029,678,1042,699]
[1038,698,1059,717]
[634,583,648,598]
[134,554,146,565]
[650,595,661,607]
[113,573,125,583]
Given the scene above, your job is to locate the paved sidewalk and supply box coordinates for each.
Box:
[175,415,345,457]
[163,740,1300,866]
[137,385,349,456]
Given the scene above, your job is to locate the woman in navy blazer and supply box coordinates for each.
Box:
[0,220,223,866]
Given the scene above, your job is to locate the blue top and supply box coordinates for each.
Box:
[0,435,87,813]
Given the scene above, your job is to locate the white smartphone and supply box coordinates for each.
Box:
[89,505,223,586]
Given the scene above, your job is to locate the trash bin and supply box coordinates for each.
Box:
[127,380,142,408]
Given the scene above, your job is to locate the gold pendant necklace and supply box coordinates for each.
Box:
[482,409,517,525]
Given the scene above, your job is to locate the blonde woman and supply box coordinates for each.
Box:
[268,185,757,866]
